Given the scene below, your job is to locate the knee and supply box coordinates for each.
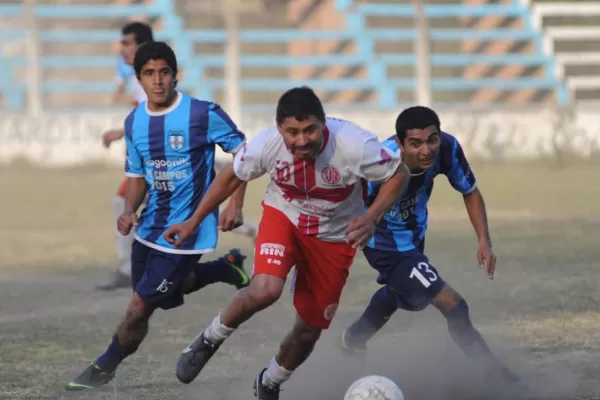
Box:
[125,294,153,327]
[443,299,470,324]
[244,275,284,310]
[432,285,463,314]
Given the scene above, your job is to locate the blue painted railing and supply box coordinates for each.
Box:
[0,1,568,112]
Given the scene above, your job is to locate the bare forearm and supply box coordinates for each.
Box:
[366,164,410,223]
[190,164,244,226]
[124,177,147,213]
[228,180,248,209]
[228,153,248,209]
[463,188,491,245]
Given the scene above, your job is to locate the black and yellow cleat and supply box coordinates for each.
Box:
[225,248,250,289]
[65,363,115,391]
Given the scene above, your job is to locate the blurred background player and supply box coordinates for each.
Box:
[66,41,250,391]
[339,106,521,387]
[164,87,411,400]
[97,22,154,291]
[98,22,258,291]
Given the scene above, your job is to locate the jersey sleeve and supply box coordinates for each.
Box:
[207,103,246,153]
[232,130,269,181]
[124,116,144,178]
[443,137,477,194]
[115,57,130,85]
[353,134,402,182]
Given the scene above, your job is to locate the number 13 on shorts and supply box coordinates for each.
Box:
[409,261,438,288]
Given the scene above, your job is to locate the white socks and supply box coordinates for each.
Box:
[203,314,235,344]
[262,357,293,388]
[203,316,293,389]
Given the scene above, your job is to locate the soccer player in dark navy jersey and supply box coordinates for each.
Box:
[340,106,521,386]
[65,41,251,391]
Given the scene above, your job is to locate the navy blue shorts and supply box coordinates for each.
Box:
[131,240,201,310]
[363,246,446,312]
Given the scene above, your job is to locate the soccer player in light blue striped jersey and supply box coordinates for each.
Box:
[98,22,258,292]
[340,106,523,389]
[65,41,251,391]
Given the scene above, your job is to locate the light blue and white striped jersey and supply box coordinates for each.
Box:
[124,92,246,254]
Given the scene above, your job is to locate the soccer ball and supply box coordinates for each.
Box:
[344,375,404,400]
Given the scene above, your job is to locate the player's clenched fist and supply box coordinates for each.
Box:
[218,203,244,232]
[117,211,138,236]
[345,213,376,249]
[163,220,196,248]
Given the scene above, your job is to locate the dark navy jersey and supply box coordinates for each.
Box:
[124,92,246,254]
[366,132,476,252]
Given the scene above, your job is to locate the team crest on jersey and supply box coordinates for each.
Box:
[321,165,341,185]
[168,130,185,151]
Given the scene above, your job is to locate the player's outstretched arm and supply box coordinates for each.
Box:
[190,164,244,226]
[205,103,250,232]
[163,164,245,247]
[443,136,495,279]
[463,188,496,279]
[463,188,491,247]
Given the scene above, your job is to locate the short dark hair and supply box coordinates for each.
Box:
[395,106,441,144]
[133,41,178,79]
[276,86,325,125]
[122,22,154,45]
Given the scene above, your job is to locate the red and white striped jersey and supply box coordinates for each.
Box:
[233,117,402,242]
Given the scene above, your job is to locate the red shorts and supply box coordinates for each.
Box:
[253,204,357,329]
[116,177,128,198]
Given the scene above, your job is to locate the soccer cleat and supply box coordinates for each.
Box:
[224,248,250,289]
[253,368,281,400]
[65,363,115,391]
[95,271,131,291]
[176,331,221,384]
[338,329,367,359]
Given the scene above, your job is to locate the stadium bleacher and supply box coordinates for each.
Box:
[1,0,596,113]
[526,0,600,102]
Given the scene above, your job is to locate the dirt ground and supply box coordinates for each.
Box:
[1,161,599,400]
